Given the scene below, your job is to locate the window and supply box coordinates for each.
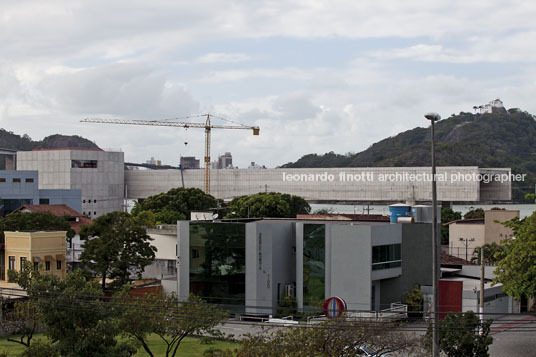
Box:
[20,257,27,269]
[94,200,97,203]
[0,178,5,182]
[303,224,325,310]
[25,178,34,183]
[372,244,402,271]
[57,260,62,270]
[12,178,21,183]
[71,160,98,168]
[94,211,96,216]
[39,198,50,205]
[192,249,200,258]
[45,261,50,271]
[34,262,39,271]
[8,256,15,271]
[83,199,86,203]
[167,260,175,275]
[189,222,245,308]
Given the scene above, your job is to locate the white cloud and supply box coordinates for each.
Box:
[197,53,252,63]
[2,0,536,168]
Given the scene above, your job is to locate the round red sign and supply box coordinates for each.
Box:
[323,296,347,318]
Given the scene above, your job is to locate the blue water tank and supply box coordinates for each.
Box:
[389,204,411,223]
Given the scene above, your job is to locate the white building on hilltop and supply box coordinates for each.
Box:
[481,98,504,114]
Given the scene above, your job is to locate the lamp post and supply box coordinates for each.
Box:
[459,237,476,261]
[425,112,441,357]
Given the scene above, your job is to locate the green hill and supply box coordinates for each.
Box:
[281,109,536,202]
[0,129,99,151]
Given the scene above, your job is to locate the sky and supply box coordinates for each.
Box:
[2,0,536,168]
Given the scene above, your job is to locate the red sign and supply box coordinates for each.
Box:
[323,296,347,318]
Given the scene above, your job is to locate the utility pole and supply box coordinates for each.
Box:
[425,112,441,357]
[480,246,485,328]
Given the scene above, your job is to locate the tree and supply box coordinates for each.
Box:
[0,299,40,347]
[493,213,536,303]
[132,187,217,223]
[441,207,462,245]
[429,311,493,357]
[464,208,485,220]
[471,242,504,265]
[403,285,424,318]
[236,318,422,357]
[225,192,311,218]
[0,211,75,241]
[80,211,156,291]
[9,263,136,357]
[120,294,228,357]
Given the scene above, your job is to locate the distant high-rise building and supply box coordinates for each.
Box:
[180,156,200,169]
[217,152,233,169]
[146,157,162,166]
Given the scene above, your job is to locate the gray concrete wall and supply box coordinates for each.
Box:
[17,150,124,217]
[125,166,512,202]
[246,221,295,315]
[39,189,82,212]
[270,222,296,311]
[177,221,190,301]
[379,223,433,309]
[327,224,372,312]
[296,222,304,310]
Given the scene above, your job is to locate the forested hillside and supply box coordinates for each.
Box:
[282,109,536,201]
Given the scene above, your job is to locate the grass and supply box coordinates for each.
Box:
[0,334,238,357]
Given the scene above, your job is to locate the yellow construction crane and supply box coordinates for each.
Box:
[81,114,260,194]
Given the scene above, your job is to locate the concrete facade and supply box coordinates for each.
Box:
[17,149,124,218]
[0,170,81,215]
[125,166,512,202]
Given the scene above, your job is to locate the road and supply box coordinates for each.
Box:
[488,314,536,357]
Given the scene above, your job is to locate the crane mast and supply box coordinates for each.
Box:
[81,114,260,194]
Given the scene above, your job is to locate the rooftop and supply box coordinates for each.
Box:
[14,204,93,233]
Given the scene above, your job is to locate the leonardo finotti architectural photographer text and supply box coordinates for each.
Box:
[281,171,527,184]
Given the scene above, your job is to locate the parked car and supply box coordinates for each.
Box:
[342,345,393,356]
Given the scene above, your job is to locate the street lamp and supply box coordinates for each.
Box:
[459,237,476,261]
[425,111,441,357]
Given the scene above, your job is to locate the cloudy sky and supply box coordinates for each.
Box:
[2,0,536,168]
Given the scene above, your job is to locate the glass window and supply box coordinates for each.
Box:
[57,260,62,270]
[71,160,98,168]
[20,257,27,270]
[189,223,246,308]
[167,260,175,275]
[45,261,50,271]
[39,198,50,205]
[25,178,34,183]
[303,224,325,311]
[0,178,5,182]
[372,244,402,270]
[8,256,15,271]
[33,262,39,271]
[12,178,21,183]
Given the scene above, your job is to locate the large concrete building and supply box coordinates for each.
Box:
[17,148,124,218]
[126,166,512,203]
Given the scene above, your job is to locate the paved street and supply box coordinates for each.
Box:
[489,314,536,357]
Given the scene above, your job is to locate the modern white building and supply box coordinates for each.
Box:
[16,148,124,218]
[176,218,434,316]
